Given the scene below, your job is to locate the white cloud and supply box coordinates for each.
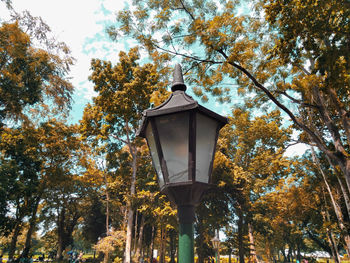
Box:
[284,129,309,157]
[284,143,309,157]
[2,0,131,79]
[1,0,134,121]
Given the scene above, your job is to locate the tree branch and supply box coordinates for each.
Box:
[293,63,311,75]
[110,134,128,145]
[284,140,309,151]
[178,0,196,21]
[311,85,347,158]
[328,87,350,146]
[215,48,328,153]
[152,42,223,65]
[278,90,319,109]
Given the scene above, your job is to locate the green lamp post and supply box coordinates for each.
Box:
[211,231,221,263]
[137,64,228,263]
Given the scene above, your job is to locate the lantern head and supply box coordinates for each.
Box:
[138,64,228,207]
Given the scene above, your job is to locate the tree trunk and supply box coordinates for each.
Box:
[8,223,22,261]
[150,226,156,263]
[281,248,287,263]
[327,228,340,263]
[56,208,65,260]
[105,173,110,236]
[237,208,245,263]
[248,223,259,263]
[104,174,110,263]
[21,198,40,258]
[56,206,79,261]
[287,249,291,263]
[336,175,350,219]
[322,204,341,263]
[289,249,293,263]
[104,251,109,263]
[135,215,145,262]
[296,244,301,263]
[159,225,167,263]
[169,229,176,263]
[124,141,138,263]
[125,206,134,263]
[264,240,271,263]
[134,210,139,257]
[311,148,350,255]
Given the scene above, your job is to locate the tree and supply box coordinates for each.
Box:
[80,47,166,263]
[0,0,11,9]
[0,4,78,260]
[0,20,73,127]
[189,106,293,263]
[129,142,177,263]
[251,148,350,262]
[0,119,83,260]
[81,193,106,248]
[0,12,75,255]
[113,0,350,224]
[38,120,85,260]
[0,126,42,260]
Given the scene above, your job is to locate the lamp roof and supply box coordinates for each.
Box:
[137,64,228,138]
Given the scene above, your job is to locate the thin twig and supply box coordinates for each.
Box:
[179,0,196,21]
[277,90,319,109]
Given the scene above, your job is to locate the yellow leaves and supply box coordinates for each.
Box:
[0,22,30,57]
[153,202,177,218]
[134,9,148,21]
[192,86,203,97]
[184,35,196,45]
[0,21,74,122]
[291,74,324,96]
[94,229,126,255]
[150,90,170,107]
[137,189,155,200]
[213,107,294,204]
[218,180,226,187]
[117,10,132,34]
[89,48,161,127]
[80,159,105,185]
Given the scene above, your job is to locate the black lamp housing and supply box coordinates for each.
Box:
[137,64,228,213]
[211,235,221,250]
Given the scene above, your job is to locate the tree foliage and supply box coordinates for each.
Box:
[113,0,350,193]
[80,47,171,263]
[113,1,350,259]
[0,14,74,126]
[2,1,350,262]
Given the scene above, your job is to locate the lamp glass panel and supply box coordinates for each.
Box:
[155,112,189,184]
[211,238,220,249]
[145,123,164,187]
[196,113,219,183]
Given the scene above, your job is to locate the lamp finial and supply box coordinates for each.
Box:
[171,64,186,92]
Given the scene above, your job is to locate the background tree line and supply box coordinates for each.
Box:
[0,0,349,263]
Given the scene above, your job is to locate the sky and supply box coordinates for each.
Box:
[0,0,234,122]
[0,0,133,123]
[0,0,308,156]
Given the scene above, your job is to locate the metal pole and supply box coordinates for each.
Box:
[179,223,194,263]
[178,206,195,263]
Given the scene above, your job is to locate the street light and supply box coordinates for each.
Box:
[137,64,228,263]
[211,231,221,263]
